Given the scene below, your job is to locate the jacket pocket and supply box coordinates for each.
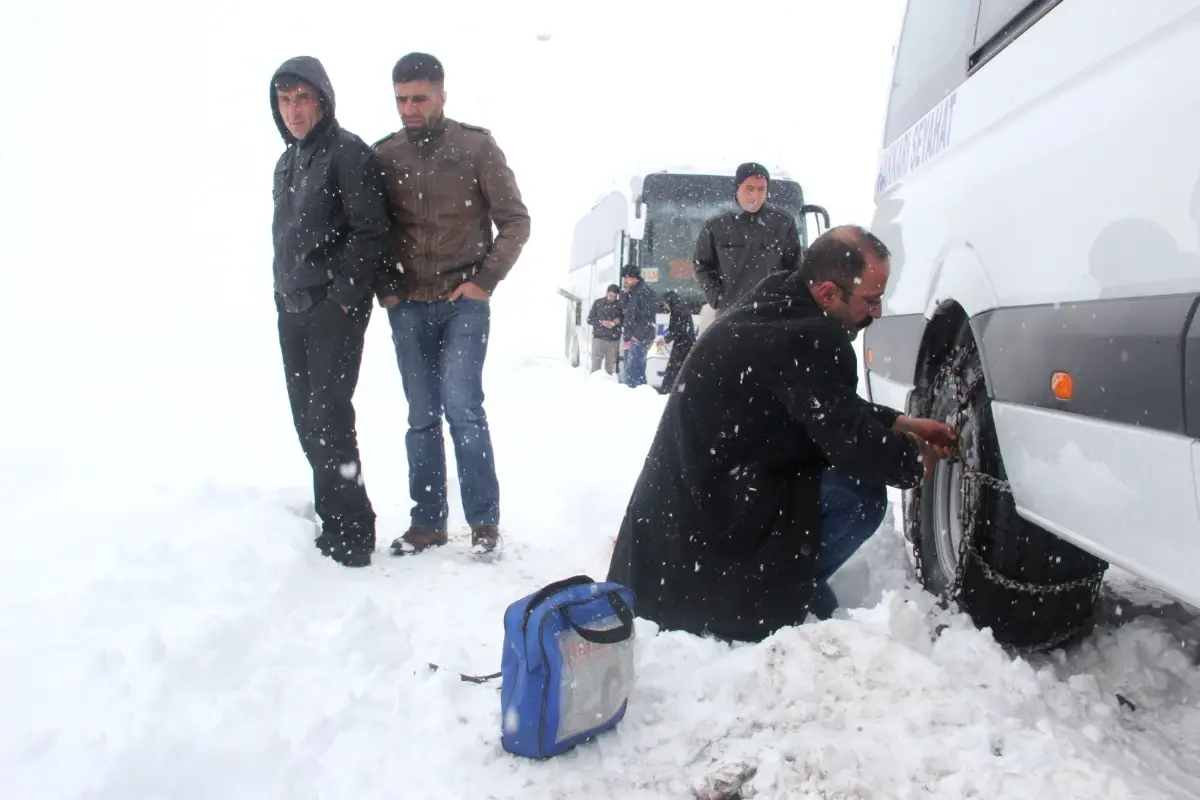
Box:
[273,164,289,199]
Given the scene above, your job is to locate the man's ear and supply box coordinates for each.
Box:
[811,281,842,310]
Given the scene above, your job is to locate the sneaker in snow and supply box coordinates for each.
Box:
[390,527,449,556]
[470,525,502,561]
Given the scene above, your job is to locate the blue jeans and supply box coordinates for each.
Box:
[623,340,648,388]
[809,469,888,620]
[386,299,499,530]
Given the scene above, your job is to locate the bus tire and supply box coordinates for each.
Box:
[913,325,1107,651]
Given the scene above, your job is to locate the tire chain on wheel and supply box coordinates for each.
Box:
[908,346,1106,654]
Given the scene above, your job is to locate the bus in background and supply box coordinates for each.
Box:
[560,168,831,388]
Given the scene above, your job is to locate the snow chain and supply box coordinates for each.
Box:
[909,347,1106,655]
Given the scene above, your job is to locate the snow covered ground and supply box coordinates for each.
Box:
[4,341,1200,799]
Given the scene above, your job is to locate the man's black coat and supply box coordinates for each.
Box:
[606,271,924,642]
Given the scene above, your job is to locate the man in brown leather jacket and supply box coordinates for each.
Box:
[373,52,530,560]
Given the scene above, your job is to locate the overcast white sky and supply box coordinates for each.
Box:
[1,0,904,365]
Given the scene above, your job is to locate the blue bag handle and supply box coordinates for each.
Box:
[521,575,596,631]
[563,592,634,645]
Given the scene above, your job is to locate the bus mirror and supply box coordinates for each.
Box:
[629,175,645,201]
[628,200,647,239]
[802,204,831,234]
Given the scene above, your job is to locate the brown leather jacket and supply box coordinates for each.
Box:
[373,117,530,301]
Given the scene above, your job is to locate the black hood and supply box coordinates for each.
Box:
[271,56,336,146]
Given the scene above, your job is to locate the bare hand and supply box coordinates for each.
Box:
[896,416,958,448]
[906,432,954,480]
[447,281,490,302]
[341,304,349,314]
[379,295,400,309]
[907,433,939,480]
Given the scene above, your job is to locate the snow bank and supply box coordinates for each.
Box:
[4,352,1200,799]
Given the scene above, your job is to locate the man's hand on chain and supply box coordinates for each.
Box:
[895,415,958,449]
[906,432,941,480]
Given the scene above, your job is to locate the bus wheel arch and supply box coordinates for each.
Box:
[910,300,970,408]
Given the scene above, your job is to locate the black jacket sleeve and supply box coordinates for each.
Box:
[867,402,902,429]
[772,329,923,489]
[693,222,723,308]
[587,299,600,328]
[330,144,391,307]
[638,285,659,340]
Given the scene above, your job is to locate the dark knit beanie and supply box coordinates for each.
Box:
[735,162,770,186]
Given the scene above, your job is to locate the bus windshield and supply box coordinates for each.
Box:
[638,173,807,309]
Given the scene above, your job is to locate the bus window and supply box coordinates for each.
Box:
[884,0,979,146]
[639,172,809,310]
[971,0,1064,73]
[976,0,1033,47]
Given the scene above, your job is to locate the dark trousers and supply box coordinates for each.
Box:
[809,469,888,619]
[386,298,499,530]
[660,341,691,393]
[623,339,649,388]
[278,297,375,556]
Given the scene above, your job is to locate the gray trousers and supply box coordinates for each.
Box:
[591,338,619,374]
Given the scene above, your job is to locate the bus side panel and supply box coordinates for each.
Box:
[870,0,1200,605]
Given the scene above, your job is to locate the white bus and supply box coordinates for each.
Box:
[561,168,830,388]
[862,0,1200,650]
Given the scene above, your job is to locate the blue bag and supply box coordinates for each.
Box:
[500,575,637,759]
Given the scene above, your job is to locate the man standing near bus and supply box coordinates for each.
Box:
[693,162,801,315]
[373,52,531,559]
[619,264,657,388]
[587,283,622,375]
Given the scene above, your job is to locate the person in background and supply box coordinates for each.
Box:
[658,290,695,394]
[587,284,623,375]
[607,226,957,642]
[693,162,801,315]
[373,52,531,560]
[618,264,658,389]
[269,56,390,569]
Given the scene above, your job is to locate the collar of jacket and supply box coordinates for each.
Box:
[405,114,448,145]
[297,115,336,157]
[736,206,767,223]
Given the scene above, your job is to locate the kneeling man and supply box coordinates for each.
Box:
[607,225,955,641]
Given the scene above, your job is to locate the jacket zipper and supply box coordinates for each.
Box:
[420,139,434,293]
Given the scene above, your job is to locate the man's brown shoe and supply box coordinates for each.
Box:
[471,524,502,559]
[390,527,449,556]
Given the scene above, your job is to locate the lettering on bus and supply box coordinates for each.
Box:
[876,91,958,193]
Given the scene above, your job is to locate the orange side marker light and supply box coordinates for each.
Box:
[1051,371,1073,400]
[866,348,873,366]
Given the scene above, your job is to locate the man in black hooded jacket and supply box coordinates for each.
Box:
[607,225,957,642]
[271,56,391,567]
